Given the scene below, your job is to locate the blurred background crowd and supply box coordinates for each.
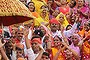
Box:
[0,0,90,60]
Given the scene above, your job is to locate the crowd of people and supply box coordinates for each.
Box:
[0,0,90,60]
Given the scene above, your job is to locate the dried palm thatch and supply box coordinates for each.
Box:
[0,0,34,26]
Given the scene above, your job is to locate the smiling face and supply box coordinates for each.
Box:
[17,31,23,41]
[28,2,35,12]
[59,14,65,23]
[53,36,62,47]
[41,9,47,18]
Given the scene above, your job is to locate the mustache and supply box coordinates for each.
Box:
[52,25,56,27]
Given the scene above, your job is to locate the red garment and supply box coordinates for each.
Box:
[15,39,21,43]
[0,29,2,34]
[59,6,70,14]
[31,38,42,44]
[50,18,59,24]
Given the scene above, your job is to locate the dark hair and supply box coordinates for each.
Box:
[83,0,85,3]
[70,0,76,8]
[54,36,62,41]
[43,52,49,58]
[34,30,44,37]
[31,35,41,41]
[66,25,72,31]
[27,1,35,5]
[27,1,35,12]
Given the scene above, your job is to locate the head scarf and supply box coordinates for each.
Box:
[49,18,59,24]
[39,9,49,22]
[31,38,42,44]
[73,34,81,41]
[56,13,69,28]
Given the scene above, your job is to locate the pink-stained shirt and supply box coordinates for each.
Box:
[73,6,89,26]
[69,43,80,56]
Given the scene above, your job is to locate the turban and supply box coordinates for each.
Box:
[49,18,59,24]
[31,38,42,44]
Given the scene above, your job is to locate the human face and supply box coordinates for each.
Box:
[61,0,67,5]
[70,15,76,23]
[41,9,47,17]
[11,27,17,35]
[84,23,89,31]
[69,0,76,8]
[52,10,60,18]
[16,49,23,58]
[59,14,65,23]
[66,12,71,20]
[41,55,49,60]
[53,36,62,47]
[50,23,58,32]
[71,36,79,45]
[17,31,23,41]
[28,3,35,12]
[40,26,46,35]
[78,0,84,7]
[31,41,40,54]
[66,25,72,30]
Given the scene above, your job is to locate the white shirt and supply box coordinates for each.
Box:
[27,48,39,60]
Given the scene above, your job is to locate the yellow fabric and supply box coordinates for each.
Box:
[56,13,69,28]
[67,0,70,3]
[34,17,48,26]
[39,9,49,22]
[34,9,49,26]
[52,48,65,60]
[32,0,44,13]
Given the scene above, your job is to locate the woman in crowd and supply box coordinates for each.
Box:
[28,1,39,18]
[74,0,89,26]
[56,13,69,28]
[0,0,89,60]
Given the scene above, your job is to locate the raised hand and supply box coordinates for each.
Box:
[61,25,64,34]
[0,39,5,49]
